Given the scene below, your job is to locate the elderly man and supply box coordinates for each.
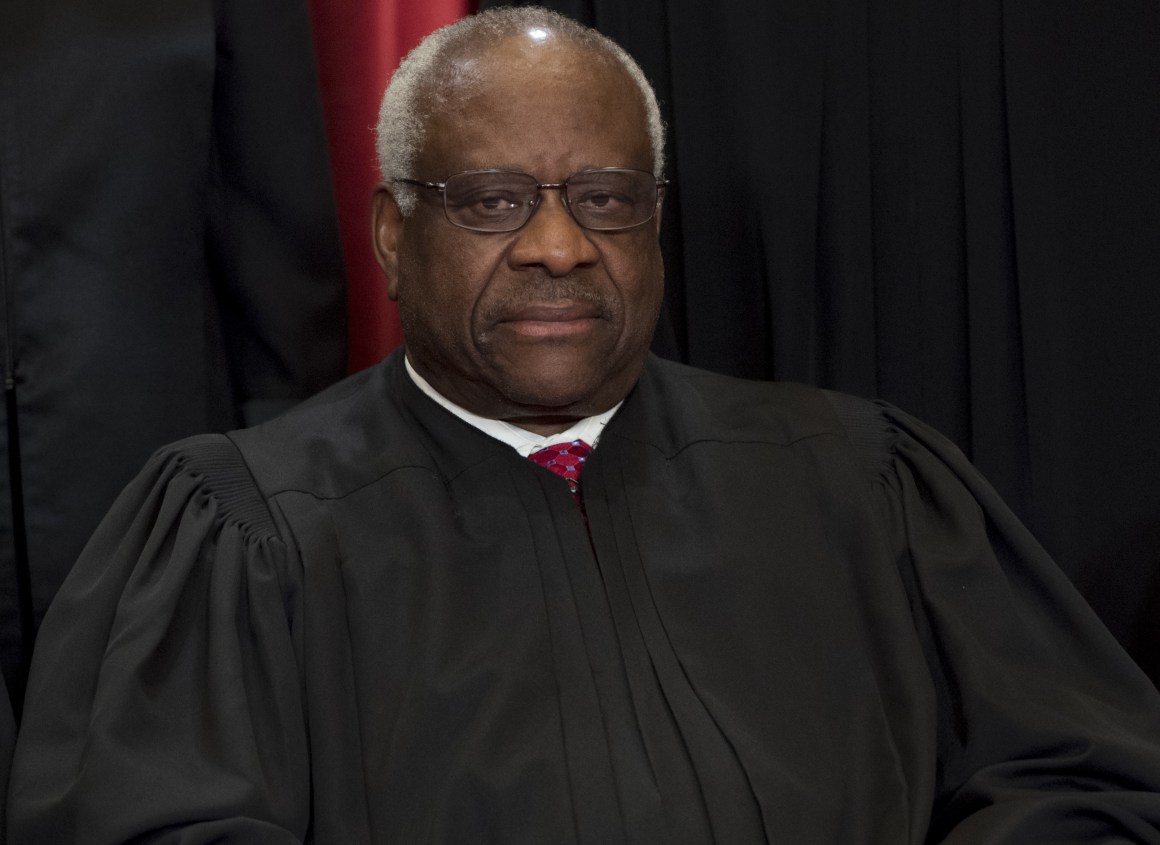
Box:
[9,6,1160,844]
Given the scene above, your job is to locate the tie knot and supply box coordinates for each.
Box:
[529,439,591,494]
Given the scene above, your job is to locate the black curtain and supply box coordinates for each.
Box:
[0,0,348,712]
[481,0,1160,683]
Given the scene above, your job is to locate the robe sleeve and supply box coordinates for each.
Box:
[6,435,309,844]
[830,392,1160,843]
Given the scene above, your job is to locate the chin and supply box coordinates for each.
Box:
[496,375,602,413]
[503,388,593,414]
[487,347,643,414]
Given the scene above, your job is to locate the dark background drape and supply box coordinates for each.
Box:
[0,0,348,713]
[478,0,1160,683]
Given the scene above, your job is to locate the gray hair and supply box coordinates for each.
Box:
[375,6,666,215]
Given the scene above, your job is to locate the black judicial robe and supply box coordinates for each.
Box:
[10,351,1160,843]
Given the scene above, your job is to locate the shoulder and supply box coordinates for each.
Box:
[223,354,431,501]
[130,356,411,517]
[632,355,890,451]
[626,357,952,495]
[135,432,281,540]
[820,389,909,478]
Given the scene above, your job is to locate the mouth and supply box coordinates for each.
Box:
[495,304,603,339]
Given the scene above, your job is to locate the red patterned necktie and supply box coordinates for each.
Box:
[528,439,591,504]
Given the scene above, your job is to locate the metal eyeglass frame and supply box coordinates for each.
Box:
[393,168,669,233]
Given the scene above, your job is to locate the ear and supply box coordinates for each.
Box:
[371,185,405,301]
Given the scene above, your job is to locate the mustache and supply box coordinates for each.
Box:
[478,275,617,322]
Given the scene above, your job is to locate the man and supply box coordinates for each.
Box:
[9,7,1160,843]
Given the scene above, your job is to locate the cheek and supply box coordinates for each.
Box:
[396,240,461,343]
[397,232,507,342]
[606,240,665,321]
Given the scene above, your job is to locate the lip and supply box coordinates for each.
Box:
[496,304,602,338]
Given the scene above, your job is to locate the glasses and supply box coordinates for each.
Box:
[395,168,667,233]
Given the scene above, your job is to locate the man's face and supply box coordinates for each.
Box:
[373,34,664,434]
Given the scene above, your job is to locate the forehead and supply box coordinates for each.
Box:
[415,35,652,178]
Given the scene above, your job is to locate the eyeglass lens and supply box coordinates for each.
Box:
[442,169,659,232]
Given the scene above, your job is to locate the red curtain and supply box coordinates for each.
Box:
[308,0,474,372]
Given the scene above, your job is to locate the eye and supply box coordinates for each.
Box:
[448,188,528,226]
[573,189,632,215]
[457,190,523,213]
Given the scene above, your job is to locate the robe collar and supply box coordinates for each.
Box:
[401,353,620,457]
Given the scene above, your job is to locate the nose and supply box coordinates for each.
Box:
[506,188,600,276]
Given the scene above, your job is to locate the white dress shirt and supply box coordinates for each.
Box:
[405,356,619,457]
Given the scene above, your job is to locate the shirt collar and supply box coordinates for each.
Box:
[404,356,620,458]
